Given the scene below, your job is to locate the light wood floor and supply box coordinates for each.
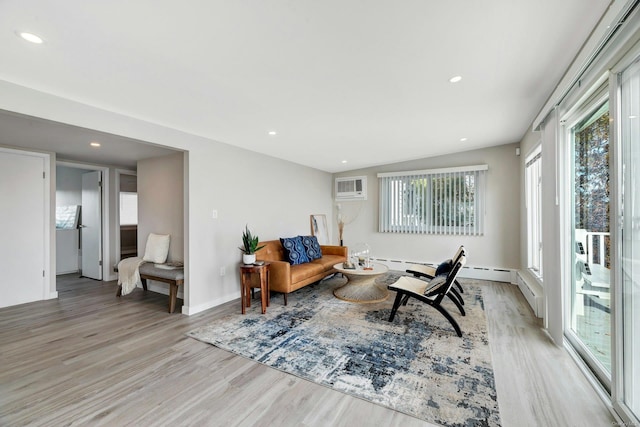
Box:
[0,275,615,427]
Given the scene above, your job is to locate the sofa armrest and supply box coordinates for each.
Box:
[320,245,348,257]
[265,260,291,292]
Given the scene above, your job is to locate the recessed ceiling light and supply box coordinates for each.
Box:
[90,142,101,147]
[268,131,277,136]
[17,31,43,44]
[341,160,348,164]
[449,75,462,83]
[460,137,468,142]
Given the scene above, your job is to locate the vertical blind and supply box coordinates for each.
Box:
[378,165,488,235]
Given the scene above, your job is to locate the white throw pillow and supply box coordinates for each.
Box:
[143,233,170,263]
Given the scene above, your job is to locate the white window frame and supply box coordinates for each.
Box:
[378,165,487,235]
[525,145,543,280]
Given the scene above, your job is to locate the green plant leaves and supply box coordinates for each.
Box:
[239,224,266,254]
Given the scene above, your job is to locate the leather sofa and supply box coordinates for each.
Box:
[256,240,348,304]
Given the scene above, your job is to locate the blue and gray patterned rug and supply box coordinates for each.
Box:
[188,273,501,426]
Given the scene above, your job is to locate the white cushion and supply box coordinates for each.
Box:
[143,233,170,263]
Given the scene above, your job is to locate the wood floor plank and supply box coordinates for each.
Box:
[0,274,615,426]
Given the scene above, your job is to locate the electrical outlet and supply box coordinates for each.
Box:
[220,266,225,276]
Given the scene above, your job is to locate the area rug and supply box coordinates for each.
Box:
[187,273,501,426]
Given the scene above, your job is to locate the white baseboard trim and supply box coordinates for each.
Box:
[56,270,79,276]
[374,258,516,283]
[139,280,238,316]
[47,291,58,300]
[182,292,238,316]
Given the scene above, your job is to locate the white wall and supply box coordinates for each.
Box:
[333,143,521,271]
[137,152,184,262]
[0,80,333,315]
[186,139,333,314]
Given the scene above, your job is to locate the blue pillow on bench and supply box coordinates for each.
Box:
[299,235,322,260]
[280,236,310,265]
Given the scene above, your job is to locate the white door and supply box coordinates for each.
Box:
[0,149,46,307]
[81,171,102,280]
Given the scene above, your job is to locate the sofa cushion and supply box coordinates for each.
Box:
[290,262,325,283]
[255,240,285,262]
[311,254,346,269]
[280,236,310,265]
[299,235,322,260]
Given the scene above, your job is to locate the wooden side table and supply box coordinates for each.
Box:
[239,263,270,314]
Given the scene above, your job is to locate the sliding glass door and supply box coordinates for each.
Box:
[567,96,612,386]
[617,58,640,422]
[555,13,640,425]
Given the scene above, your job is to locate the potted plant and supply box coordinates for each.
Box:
[238,225,265,264]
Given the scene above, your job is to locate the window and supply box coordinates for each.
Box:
[119,192,138,225]
[378,165,487,235]
[525,146,543,278]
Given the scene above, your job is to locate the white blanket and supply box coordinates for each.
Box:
[117,257,145,296]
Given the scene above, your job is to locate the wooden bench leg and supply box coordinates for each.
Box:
[120,273,181,314]
[169,282,178,313]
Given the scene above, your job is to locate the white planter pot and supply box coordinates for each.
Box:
[242,254,256,265]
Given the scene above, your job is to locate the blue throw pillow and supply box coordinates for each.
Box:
[299,235,322,260]
[280,236,310,265]
[435,259,453,276]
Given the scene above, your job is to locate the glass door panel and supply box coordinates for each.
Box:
[568,99,612,382]
[620,59,640,422]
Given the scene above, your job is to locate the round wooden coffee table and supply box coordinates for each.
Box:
[332,262,389,303]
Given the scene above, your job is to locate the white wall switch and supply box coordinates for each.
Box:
[212,209,218,219]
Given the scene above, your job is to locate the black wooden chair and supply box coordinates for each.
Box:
[406,245,465,292]
[405,245,466,312]
[388,255,467,337]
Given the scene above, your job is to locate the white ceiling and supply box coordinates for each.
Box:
[0,1,612,172]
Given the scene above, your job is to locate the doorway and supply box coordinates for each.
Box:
[116,170,138,261]
[55,162,109,281]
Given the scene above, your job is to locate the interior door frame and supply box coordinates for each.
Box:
[56,161,110,282]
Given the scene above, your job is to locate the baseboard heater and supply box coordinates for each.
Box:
[373,258,516,284]
[515,271,543,317]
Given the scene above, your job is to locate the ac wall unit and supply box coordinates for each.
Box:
[335,176,367,200]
